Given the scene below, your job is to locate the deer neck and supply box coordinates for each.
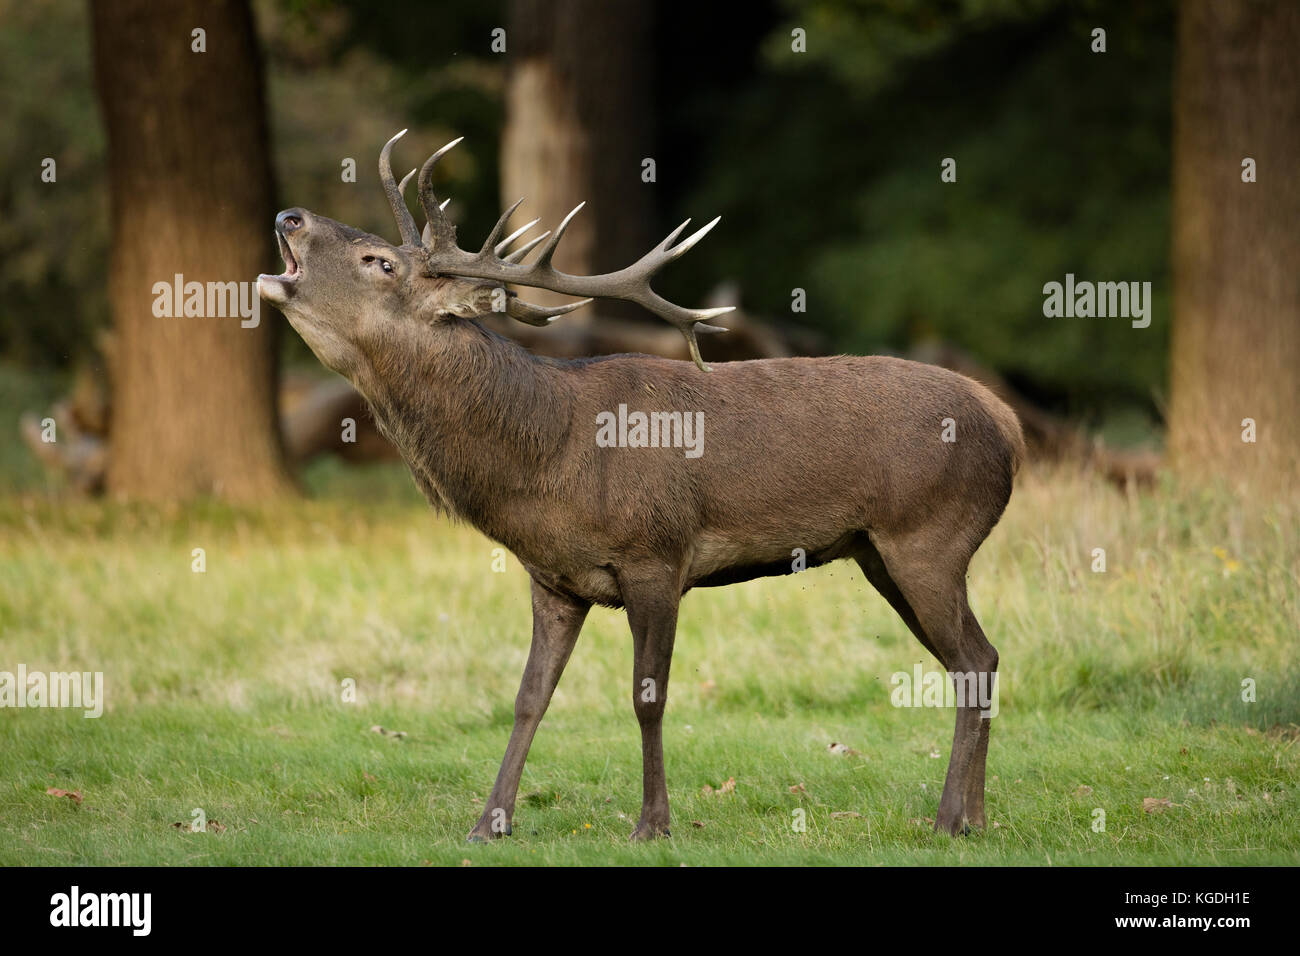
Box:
[354,319,574,529]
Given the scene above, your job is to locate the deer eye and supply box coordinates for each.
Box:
[361,255,395,274]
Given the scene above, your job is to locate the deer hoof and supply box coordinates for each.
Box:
[466,823,511,843]
[629,822,671,841]
[933,814,968,837]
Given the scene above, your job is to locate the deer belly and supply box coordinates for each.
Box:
[686,530,859,588]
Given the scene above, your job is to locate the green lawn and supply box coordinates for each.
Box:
[1,453,1297,865]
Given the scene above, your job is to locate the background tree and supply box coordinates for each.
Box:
[91,0,292,500]
[500,0,656,316]
[1167,0,1300,489]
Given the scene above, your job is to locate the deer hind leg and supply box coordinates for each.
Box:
[867,529,998,836]
[855,539,944,662]
[467,577,589,843]
[956,602,996,828]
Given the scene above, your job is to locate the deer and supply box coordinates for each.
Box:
[257,131,1025,842]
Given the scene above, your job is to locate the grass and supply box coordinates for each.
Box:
[0,420,1297,864]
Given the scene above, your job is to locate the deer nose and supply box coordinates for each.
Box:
[276,209,306,234]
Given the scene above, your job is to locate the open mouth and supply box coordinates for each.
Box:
[257,231,301,303]
[275,231,300,280]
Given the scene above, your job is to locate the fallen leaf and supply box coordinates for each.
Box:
[691,820,705,828]
[1142,797,1173,814]
[909,817,934,827]
[827,742,862,757]
[172,819,225,833]
[46,788,82,806]
[701,777,736,797]
[788,783,807,794]
[1075,785,1094,796]
[369,725,407,740]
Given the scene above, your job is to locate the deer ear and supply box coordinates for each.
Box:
[420,279,498,322]
[439,283,500,320]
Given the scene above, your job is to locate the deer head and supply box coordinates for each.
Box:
[257,130,732,373]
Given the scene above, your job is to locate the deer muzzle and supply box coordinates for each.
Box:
[257,208,306,303]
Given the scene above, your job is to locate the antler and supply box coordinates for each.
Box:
[379,130,422,247]
[380,130,731,371]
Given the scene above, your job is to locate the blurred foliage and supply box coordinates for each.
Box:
[664,0,1174,419]
[0,0,107,365]
[2,0,1172,425]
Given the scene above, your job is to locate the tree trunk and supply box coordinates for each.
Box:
[501,0,656,318]
[1168,1,1300,491]
[91,0,292,500]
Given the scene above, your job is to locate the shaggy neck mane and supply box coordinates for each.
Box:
[356,318,575,530]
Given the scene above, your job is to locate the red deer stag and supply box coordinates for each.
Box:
[257,131,1024,841]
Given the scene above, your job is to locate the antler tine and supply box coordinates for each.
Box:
[421,200,452,246]
[640,295,734,372]
[662,216,721,263]
[495,218,541,257]
[416,136,464,250]
[531,203,585,271]
[480,197,527,256]
[380,130,422,247]
[507,296,594,326]
[660,219,692,249]
[503,231,550,263]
